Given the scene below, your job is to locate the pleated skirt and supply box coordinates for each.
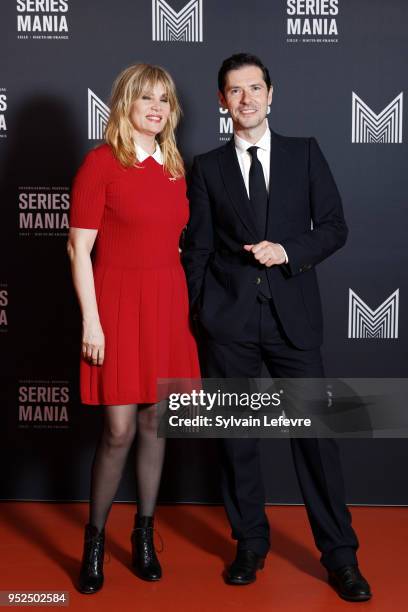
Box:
[79,264,200,405]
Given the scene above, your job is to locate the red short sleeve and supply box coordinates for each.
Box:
[70,149,106,230]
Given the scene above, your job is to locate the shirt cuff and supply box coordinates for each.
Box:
[277,243,289,264]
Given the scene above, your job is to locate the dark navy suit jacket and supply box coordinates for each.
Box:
[182,130,348,349]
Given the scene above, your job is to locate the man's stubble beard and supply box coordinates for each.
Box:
[234,112,267,133]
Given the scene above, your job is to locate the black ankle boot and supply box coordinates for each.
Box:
[131,515,162,581]
[78,524,105,594]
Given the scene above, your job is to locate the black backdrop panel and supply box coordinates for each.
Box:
[0,1,407,503]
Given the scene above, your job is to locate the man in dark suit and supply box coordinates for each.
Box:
[182,53,372,602]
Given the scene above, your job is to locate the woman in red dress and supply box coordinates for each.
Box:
[67,63,200,593]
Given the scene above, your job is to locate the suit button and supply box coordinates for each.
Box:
[255,277,261,285]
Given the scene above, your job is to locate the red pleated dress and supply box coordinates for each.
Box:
[69,143,200,405]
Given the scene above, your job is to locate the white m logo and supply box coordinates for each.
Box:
[352,92,403,143]
[88,89,110,140]
[348,289,399,339]
[152,0,203,42]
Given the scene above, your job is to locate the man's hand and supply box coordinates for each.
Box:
[243,241,287,267]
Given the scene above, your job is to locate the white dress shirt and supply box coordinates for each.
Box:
[234,121,289,264]
[135,141,163,165]
[234,122,271,196]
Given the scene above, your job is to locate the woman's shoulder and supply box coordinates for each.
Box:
[79,143,122,177]
[87,142,116,162]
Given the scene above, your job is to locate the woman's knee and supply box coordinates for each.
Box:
[137,405,161,436]
[103,422,136,449]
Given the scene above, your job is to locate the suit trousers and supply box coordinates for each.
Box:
[201,295,359,570]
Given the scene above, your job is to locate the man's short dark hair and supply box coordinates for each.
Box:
[218,53,271,94]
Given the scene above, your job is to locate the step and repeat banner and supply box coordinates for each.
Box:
[0,1,407,504]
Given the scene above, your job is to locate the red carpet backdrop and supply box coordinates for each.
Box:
[0,0,407,504]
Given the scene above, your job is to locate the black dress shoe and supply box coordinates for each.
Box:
[131,515,162,581]
[226,549,265,585]
[328,565,372,602]
[78,524,105,594]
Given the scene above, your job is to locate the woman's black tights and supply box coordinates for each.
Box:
[88,403,166,531]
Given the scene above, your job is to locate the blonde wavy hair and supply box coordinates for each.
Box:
[105,63,184,178]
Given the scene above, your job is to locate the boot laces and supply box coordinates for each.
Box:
[133,526,164,553]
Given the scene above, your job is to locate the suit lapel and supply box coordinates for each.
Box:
[218,139,259,240]
[218,131,291,240]
[267,130,291,227]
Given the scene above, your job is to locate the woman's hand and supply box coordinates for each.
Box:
[82,318,105,366]
[67,228,104,366]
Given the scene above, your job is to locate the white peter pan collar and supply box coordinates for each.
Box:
[135,141,163,165]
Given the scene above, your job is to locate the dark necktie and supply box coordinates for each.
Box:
[247,146,272,299]
[247,146,268,238]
